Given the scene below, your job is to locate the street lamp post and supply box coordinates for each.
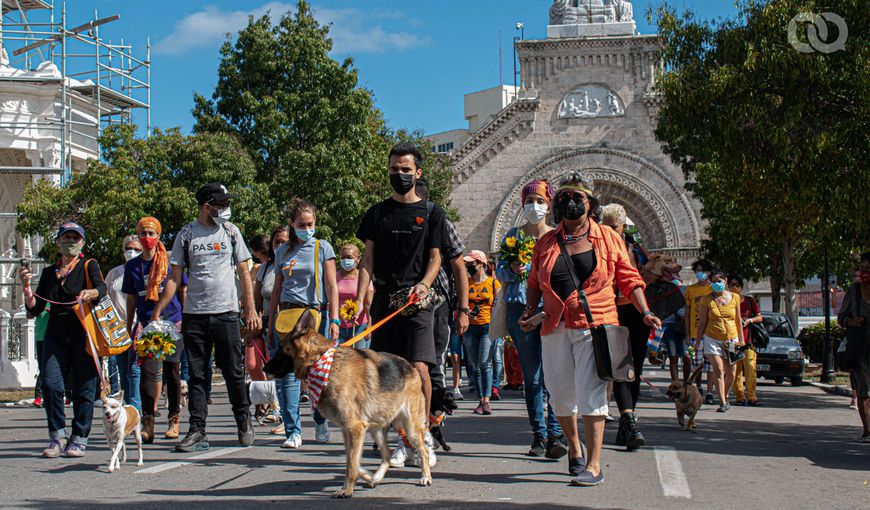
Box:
[821,246,835,383]
[513,22,524,92]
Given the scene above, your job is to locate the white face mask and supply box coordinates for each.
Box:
[340,258,356,271]
[124,249,141,262]
[211,206,231,225]
[523,202,548,224]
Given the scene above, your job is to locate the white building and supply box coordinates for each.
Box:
[0,1,150,390]
[428,85,518,154]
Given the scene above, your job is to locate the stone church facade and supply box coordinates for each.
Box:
[449,5,702,269]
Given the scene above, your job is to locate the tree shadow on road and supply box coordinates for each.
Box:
[15,497,624,510]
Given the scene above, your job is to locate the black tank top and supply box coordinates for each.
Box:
[550,249,597,301]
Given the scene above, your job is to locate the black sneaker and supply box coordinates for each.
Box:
[528,435,546,457]
[545,434,569,459]
[238,421,255,447]
[704,393,715,405]
[176,430,209,452]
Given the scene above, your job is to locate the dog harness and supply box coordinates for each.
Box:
[307,347,336,410]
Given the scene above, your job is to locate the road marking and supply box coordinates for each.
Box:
[654,447,691,499]
[137,447,247,474]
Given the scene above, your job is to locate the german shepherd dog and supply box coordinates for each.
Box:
[264,309,432,498]
[665,365,704,432]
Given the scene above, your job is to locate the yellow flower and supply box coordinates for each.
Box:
[505,236,517,249]
[340,299,359,322]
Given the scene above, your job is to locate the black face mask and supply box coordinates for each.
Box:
[390,172,415,195]
[466,264,478,277]
[556,193,587,221]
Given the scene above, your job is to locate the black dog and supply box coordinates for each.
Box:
[429,388,458,452]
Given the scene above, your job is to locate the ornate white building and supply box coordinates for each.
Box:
[449,1,702,267]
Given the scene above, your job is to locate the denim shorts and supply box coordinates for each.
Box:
[663,324,688,358]
[448,318,463,356]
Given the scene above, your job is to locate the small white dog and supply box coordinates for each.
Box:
[102,391,143,472]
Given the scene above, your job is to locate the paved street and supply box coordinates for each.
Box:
[1,369,867,509]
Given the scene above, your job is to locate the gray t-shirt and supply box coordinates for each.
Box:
[169,221,251,314]
[274,238,335,307]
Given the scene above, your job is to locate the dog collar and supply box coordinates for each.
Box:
[306,348,336,411]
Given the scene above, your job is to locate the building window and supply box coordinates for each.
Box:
[435,142,454,154]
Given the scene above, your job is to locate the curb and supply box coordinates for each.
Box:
[807,381,852,397]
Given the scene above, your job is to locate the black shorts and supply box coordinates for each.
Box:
[370,292,436,366]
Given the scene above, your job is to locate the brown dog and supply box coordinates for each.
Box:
[665,365,704,431]
[264,309,432,498]
[642,253,683,285]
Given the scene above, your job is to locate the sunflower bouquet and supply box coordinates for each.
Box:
[135,320,180,363]
[339,299,359,323]
[498,230,536,282]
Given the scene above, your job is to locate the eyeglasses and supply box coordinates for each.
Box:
[730,282,741,287]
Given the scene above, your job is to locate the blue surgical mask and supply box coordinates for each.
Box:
[671,279,682,286]
[295,227,315,242]
[695,271,708,282]
[711,281,726,293]
[340,258,356,271]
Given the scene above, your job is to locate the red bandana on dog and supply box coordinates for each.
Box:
[307,348,336,410]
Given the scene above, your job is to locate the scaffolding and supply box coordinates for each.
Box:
[0,0,150,370]
[0,0,151,182]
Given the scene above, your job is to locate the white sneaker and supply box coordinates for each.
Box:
[424,431,438,468]
[389,444,409,467]
[315,422,330,443]
[281,433,302,449]
[452,387,464,401]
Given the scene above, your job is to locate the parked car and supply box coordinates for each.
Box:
[756,312,806,386]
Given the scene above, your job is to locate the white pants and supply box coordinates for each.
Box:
[541,323,609,417]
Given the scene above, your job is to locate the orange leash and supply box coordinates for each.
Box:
[340,293,419,348]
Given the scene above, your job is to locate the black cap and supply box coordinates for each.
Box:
[195,182,237,205]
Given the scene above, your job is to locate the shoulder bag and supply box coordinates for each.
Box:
[75,259,133,357]
[557,235,634,382]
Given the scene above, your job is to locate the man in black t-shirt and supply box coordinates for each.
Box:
[356,142,446,467]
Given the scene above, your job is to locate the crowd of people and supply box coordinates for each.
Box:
[17,142,870,486]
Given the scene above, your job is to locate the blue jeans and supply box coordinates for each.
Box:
[491,337,504,389]
[339,324,368,349]
[506,302,562,438]
[42,330,99,445]
[107,355,120,395]
[465,324,493,399]
[115,348,141,411]
[273,310,330,438]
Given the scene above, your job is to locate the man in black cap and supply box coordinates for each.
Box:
[152,182,260,451]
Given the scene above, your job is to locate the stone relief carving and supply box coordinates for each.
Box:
[558,85,624,118]
[550,0,634,25]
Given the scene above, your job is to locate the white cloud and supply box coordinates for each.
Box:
[154,2,428,56]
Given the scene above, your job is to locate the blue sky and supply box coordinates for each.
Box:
[47,1,739,136]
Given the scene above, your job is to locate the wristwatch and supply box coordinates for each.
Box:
[642,311,655,318]
[457,307,471,316]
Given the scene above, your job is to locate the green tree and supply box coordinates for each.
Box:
[192,0,382,242]
[654,0,869,327]
[17,125,277,268]
[192,0,458,241]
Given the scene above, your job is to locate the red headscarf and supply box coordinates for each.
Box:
[135,217,167,303]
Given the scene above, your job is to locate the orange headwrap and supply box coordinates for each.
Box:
[136,217,168,303]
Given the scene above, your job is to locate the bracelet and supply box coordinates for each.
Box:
[418,281,430,290]
[330,319,341,326]
[642,310,655,318]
